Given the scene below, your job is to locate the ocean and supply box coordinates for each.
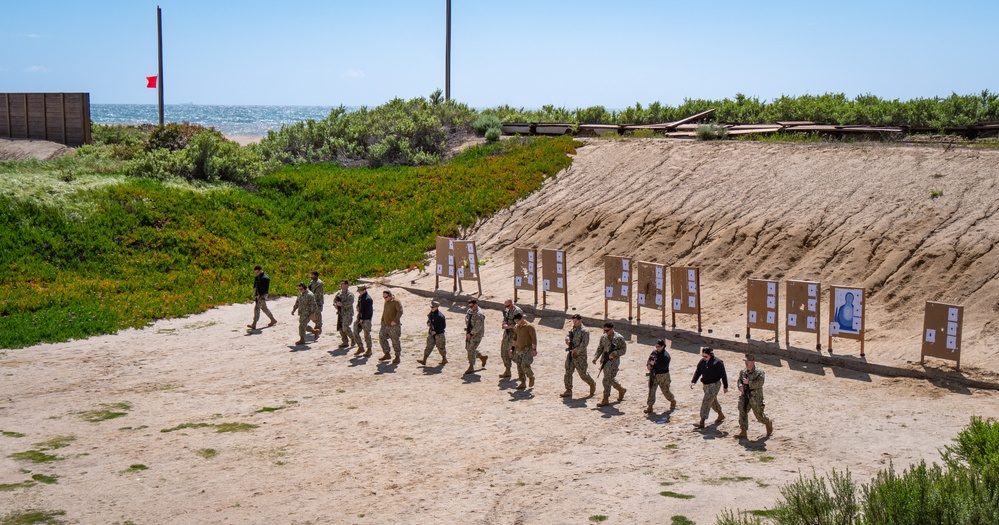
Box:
[90,104,349,136]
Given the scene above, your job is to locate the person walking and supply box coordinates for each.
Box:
[334,279,357,349]
[247,265,277,329]
[498,299,522,379]
[378,289,403,363]
[291,282,318,345]
[511,313,537,390]
[418,300,448,366]
[561,314,596,398]
[690,347,728,429]
[353,284,374,357]
[307,271,324,336]
[645,339,677,414]
[463,299,487,375]
[734,353,773,439]
[592,322,627,407]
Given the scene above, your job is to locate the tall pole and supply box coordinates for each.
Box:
[445,0,451,101]
[157,6,164,126]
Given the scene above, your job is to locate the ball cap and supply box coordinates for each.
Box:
[356,284,368,290]
[571,314,582,320]
[431,300,440,307]
[744,353,756,361]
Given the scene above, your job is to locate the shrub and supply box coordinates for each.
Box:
[123,148,192,180]
[186,131,263,183]
[146,122,214,152]
[484,127,501,143]
[472,114,502,136]
[696,124,728,141]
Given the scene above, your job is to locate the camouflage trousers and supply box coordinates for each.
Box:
[309,307,323,332]
[647,372,676,408]
[379,324,401,357]
[423,332,447,360]
[738,392,771,432]
[513,349,534,383]
[253,295,276,325]
[354,319,372,352]
[297,315,312,342]
[601,359,623,398]
[337,312,356,346]
[466,336,483,367]
[563,352,594,391]
[699,381,723,421]
[500,330,515,369]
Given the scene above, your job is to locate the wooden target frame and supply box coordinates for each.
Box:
[635,261,666,326]
[785,280,821,350]
[603,255,633,320]
[434,236,456,291]
[920,301,963,370]
[827,285,866,356]
[670,266,702,332]
[746,279,779,342]
[452,240,482,296]
[513,247,538,305]
[540,248,568,310]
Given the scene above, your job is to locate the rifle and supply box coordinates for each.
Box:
[647,352,657,389]
[739,372,751,411]
[565,329,576,367]
[334,294,344,332]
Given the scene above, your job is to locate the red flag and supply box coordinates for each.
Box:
[146,76,157,88]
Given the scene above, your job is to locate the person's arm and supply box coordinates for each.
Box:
[720,361,729,392]
[691,361,703,385]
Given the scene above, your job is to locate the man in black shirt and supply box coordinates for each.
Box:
[248,265,277,330]
[353,284,375,357]
[417,300,448,366]
[690,347,727,429]
[645,339,676,414]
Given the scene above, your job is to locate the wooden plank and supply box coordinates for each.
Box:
[726,127,783,136]
[777,121,815,126]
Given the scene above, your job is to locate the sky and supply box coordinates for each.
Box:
[2,0,998,108]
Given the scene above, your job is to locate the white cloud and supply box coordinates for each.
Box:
[25,65,49,73]
[342,69,365,78]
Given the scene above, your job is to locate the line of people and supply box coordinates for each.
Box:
[247,267,774,439]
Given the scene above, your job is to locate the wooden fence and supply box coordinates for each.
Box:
[0,93,92,147]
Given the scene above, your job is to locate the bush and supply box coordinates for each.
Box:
[186,131,263,183]
[472,114,502,136]
[123,148,192,180]
[696,124,728,141]
[146,122,214,152]
[484,127,501,143]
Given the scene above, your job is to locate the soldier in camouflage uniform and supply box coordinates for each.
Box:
[592,322,627,407]
[307,271,325,336]
[463,299,487,375]
[333,280,356,348]
[378,289,403,363]
[561,314,596,398]
[291,282,318,345]
[498,298,522,378]
[645,339,677,413]
[734,353,773,439]
[511,313,537,390]
[417,300,448,366]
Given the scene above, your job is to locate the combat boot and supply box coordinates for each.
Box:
[765,420,774,437]
[669,400,677,411]
[391,356,400,364]
[440,357,448,365]
[416,358,427,365]
[354,347,365,356]
[528,375,535,388]
[516,381,527,390]
[247,324,256,330]
[615,385,627,402]
[499,368,512,378]
[644,405,654,414]
[588,382,596,397]
[715,412,725,424]
[363,350,372,357]
[464,367,474,375]
[733,430,748,439]
[294,339,306,345]
[560,390,572,398]
[693,419,706,429]
[595,395,611,407]
[378,353,391,361]
[479,355,488,367]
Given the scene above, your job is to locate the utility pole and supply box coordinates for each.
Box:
[157,5,164,125]
[445,0,451,101]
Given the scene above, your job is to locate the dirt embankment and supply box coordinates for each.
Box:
[0,138,73,161]
[394,139,999,377]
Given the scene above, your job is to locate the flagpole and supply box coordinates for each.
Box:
[445,0,450,101]
[157,5,164,126]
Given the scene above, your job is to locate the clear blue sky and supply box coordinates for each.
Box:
[2,0,997,108]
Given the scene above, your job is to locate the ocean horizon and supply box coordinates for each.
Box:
[91,104,352,136]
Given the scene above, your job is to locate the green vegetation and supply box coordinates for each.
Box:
[0,481,37,491]
[672,516,696,525]
[123,464,148,472]
[214,422,258,433]
[160,422,214,433]
[0,136,577,348]
[254,406,286,413]
[481,91,999,127]
[80,403,131,422]
[757,455,775,463]
[660,490,695,499]
[0,509,66,525]
[32,436,74,450]
[589,516,608,523]
[195,448,218,459]
[258,91,475,166]
[717,417,999,525]
[1,430,26,438]
[930,189,944,199]
[30,474,58,485]
[696,124,728,141]
[7,450,62,463]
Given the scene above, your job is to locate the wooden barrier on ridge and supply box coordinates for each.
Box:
[0,92,92,146]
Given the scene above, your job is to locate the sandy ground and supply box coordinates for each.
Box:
[0,138,72,161]
[2,287,997,524]
[4,138,999,523]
